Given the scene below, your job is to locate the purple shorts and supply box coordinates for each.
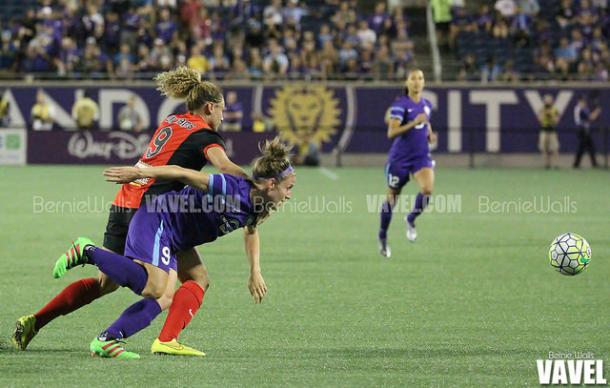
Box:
[385,157,435,189]
[124,208,177,273]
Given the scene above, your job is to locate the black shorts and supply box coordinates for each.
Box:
[103,205,138,254]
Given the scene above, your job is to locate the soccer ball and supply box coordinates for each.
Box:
[548,233,591,276]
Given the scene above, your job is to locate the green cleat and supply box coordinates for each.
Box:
[12,315,38,350]
[53,237,95,279]
[90,337,140,360]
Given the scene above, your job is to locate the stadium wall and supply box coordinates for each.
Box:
[0,82,607,167]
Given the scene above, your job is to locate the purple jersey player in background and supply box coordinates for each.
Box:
[379,69,437,258]
[52,138,295,359]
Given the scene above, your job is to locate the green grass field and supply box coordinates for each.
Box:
[0,166,608,387]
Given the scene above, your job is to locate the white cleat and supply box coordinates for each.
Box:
[406,221,417,242]
[379,239,391,258]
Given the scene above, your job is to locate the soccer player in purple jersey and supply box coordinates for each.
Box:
[51,138,295,359]
[378,69,437,258]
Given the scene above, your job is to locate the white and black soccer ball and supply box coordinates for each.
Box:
[548,233,591,276]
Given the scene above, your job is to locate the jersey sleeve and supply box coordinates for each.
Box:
[207,173,242,200]
[388,99,406,122]
[194,131,226,160]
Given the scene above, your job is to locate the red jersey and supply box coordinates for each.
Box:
[113,113,225,209]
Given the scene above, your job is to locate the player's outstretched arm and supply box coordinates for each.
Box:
[103,165,210,190]
[206,146,249,178]
[244,226,267,304]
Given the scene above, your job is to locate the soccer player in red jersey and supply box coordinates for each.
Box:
[13,67,245,356]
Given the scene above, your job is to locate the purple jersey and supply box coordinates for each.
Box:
[124,174,260,272]
[387,96,433,164]
[161,174,256,251]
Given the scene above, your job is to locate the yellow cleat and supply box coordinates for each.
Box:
[151,338,206,357]
[12,315,38,351]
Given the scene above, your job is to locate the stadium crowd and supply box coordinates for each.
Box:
[0,0,417,80]
[444,0,609,82]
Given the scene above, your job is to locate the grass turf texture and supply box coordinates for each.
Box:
[0,166,608,387]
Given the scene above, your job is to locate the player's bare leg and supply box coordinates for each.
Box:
[407,168,434,242]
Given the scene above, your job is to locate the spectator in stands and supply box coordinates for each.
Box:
[72,90,99,130]
[359,48,374,76]
[391,28,415,69]
[356,20,376,50]
[264,0,284,30]
[118,96,143,132]
[187,42,208,74]
[283,0,307,29]
[208,43,230,75]
[226,58,249,80]
[495,0,517,19]
[78,37,112,76]
[573,95,599,168]
[319,40,338,78]
[0,30,16,71]
[263,39,289,77]
[149,38,174,71]
[294,131,320,167]
[114,43,136,79]
[156,8,177,44]
[251,112,272,133]
[369,2,390,35]
[248,48,264,78]
[431,0,452,50]
[476,4,495,34]
[480,56,503,83]
[458,54,479,81]
[511,6,533,47]
[372,45,394,80]
[537,94,560,169]
[556,0,576,29]
[500,60,520,82]
[521,0,540,15]
[31,89,55,131]
[338,41,358,72]
[332,2,357,29]
[222,91,243,132]
[555,37,578,63]
[317,24,334,48]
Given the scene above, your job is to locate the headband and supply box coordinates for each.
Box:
[253,165,294,181]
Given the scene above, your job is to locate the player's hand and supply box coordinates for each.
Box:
[428,131,438,145]
[248,271,267,304]
[103,167,142,183]
[414,113,428,125]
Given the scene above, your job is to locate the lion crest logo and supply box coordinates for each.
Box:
[268,84,341,145]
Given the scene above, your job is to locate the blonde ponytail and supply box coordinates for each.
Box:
[154,67,223,112]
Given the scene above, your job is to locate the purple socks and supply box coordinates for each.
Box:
[407,193,430,225]
[101,298,162,340]
[379,201,394,240]
[85,246,148,295]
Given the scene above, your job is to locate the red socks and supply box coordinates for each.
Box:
[34,277,101,330]
[158,280,205,342]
